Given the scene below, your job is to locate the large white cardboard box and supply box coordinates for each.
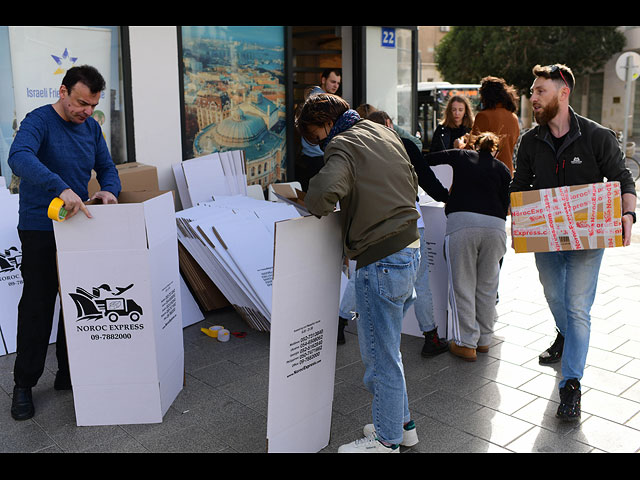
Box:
[267,213,343,453]
[0,190,21,356]
[53,191,184,426]
[0,190,59,356]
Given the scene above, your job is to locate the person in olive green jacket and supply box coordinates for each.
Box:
[295,93,421,453]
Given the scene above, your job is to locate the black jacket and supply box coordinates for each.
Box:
[401,138,449,203]
[510,107,636,197]
[430,124,469,153]
[426,148,511,220]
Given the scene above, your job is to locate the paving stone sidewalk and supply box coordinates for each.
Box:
[2,212,640,453]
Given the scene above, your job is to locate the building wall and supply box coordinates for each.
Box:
[128,26,182,202]
[417,26,448,83]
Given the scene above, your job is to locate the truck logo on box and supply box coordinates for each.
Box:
[69,283,143,322]
[0,246,21,274]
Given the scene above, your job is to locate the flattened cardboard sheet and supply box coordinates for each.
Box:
[267,213,343,453]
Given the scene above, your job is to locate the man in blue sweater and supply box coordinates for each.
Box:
[7,65,121,421]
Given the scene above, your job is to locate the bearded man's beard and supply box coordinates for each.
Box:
[534,95,560,125]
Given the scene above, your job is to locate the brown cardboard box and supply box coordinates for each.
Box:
[88,162,159,196]
[510,182,623,253]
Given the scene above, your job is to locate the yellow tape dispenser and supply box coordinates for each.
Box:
[47,197,68,222]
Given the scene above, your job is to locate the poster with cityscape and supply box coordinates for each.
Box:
[179,26,287,189]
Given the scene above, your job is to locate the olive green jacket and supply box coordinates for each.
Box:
[305,119,420,268]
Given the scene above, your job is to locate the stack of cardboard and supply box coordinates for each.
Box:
[178,243,229,312]
[176,195,301,331]
[172,151,248,209]
[172,152,252,314]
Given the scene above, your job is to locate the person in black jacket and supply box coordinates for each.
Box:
[429,95,474,153]
[510,64,637,422]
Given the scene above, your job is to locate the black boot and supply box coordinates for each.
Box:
[556,378,581,421]
[337,317,348,345]
[11,386,35,421]
[421,328,449,357]
[539,329,564,364]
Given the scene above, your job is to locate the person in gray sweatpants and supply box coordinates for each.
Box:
[445,221,506,354]
[426,132,511,361]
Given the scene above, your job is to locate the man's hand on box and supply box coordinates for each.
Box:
[59,188,92,220]
[621,193,636,247]
[622,214,633,247]
[91,190,118,205]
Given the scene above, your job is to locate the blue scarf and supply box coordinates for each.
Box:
[320,109,361,151]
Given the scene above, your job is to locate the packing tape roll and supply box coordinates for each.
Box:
[208,325,223,338]
[48,197,68,222]
[217,329,230,342]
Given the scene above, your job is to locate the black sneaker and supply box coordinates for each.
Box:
[556,378,581,421]
[421,328,448,357]
[337,317,348,345]
[539,330,564,364]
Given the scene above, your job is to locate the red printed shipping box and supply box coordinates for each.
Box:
[510,182,623,253]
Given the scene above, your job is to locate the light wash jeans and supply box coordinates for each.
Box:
[355,246,420,445]
[414,227,436,332]
[339,228,435,332]
[534,248,605,390]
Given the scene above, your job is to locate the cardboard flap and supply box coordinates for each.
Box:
[270,184,309,216]
[182,154,230,203]
[54,203,148,251]
[142,192,177,248]
[118,190,172,204]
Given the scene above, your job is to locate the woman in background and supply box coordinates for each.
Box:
[429,95,474,153]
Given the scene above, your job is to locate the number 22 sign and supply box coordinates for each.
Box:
[381,27,395,48]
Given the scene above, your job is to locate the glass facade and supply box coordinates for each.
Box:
[0,26,130,190]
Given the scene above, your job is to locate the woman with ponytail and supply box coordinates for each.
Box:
[425,132,511,362]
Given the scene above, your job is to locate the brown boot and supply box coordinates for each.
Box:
[449,342,477,362]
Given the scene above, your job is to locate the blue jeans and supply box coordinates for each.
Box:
[414,227,436,332]
[340,228,435,332]
[535,249,605,389]
[355,246,420,445]
[338,275,356,320]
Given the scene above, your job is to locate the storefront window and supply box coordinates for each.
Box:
[179,26,288,187]
[0,26,130,190]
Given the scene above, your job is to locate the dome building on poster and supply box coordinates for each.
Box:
[194,102,286,187]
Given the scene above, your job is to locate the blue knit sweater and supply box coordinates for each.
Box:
[8,104,121,231]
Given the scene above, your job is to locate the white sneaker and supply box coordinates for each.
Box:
[362,422,419,447]
[337,433,400,453]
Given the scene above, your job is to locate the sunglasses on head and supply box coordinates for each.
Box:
[549,64,570,90]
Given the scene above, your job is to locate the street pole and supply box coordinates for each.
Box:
[623,54,632,153]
